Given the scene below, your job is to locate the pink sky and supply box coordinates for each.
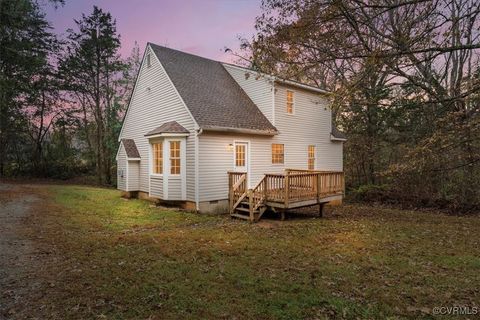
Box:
[45,0,262,63]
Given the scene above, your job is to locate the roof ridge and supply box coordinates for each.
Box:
[148,42,328,94]
[148,42,221,65]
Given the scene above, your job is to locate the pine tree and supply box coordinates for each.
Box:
[60,6,127,185]
[0,0,60,176]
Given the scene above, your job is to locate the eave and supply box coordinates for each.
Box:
[201,125,278,136]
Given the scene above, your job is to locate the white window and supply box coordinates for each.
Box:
[308,145,315,170]
[272,144,284,164]
[286,90,294,114]
[170,141,181,175]
[152,142,163,174]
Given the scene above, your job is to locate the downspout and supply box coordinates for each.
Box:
[195,127,203,212]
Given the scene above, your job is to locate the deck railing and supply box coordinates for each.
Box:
[263,170,344,205]
[228,169,344,212]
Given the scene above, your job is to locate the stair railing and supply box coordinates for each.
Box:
[249,176,267,221]
[228,172,247,214]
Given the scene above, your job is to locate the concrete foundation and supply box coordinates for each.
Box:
[121,191,138,199]
[129,191,228,214]
[123,191,339,215]
[198,199,229,214]
[137,191,158,202]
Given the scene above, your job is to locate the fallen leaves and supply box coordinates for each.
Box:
[2,185,480,319]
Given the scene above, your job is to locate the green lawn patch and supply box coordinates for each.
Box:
[30,185,480,319]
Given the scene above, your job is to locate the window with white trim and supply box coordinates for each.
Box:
[152,142,163,174]
[286,90,294,114]
[170,141,181,174]
[272,144,284,164]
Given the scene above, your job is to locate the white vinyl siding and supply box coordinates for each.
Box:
[150,176,163,198]
[168,178,182,200]
[197,83,343,202]
[118,45,196,201]
[117,144,127,191]
[199,133,284,201]
[274,85,342,172]
[127,161,140,191]
[223,64,274,124]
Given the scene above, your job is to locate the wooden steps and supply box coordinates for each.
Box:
[231,200,267,222]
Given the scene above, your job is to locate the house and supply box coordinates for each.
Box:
[117,43,346,221]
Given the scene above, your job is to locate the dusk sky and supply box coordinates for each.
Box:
[45,0,262,63]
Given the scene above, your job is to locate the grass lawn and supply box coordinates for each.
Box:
[24,185,480,319]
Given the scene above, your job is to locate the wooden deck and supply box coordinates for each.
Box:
[228,169,344,222]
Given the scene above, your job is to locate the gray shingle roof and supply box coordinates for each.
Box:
[331,126,347,140]
[121,139,140,158]
[149,43,278,134]
[145,121,190,136]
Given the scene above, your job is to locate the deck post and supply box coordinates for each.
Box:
[248,190,254,222]
[284,170,290,209]
[316,173,321,203]
[319,202,325,218]
[263,178,267,202]
[228,173,233,213]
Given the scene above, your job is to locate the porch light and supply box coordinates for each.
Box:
[226,143,234,151]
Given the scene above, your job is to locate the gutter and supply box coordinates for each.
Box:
[201,126,278,136]
[222,63,330,95]
[330,134,347,142]
[274,78,331,95]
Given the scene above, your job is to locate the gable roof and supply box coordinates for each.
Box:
[121,139,140,158]
[145,121,190,136]
[149,43,278,135]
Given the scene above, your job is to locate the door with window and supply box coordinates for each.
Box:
[234,142,248,173]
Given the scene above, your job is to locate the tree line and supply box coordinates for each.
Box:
[244,0,480,212]
[2,0,479,211]
[0,0,139,185]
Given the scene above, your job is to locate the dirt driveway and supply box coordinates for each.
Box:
[0,183,46,319]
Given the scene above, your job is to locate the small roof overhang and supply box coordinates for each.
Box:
[331,126,347,142]
[145,121,190,139]
[121,139,141,159]
[146,133,189,139]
